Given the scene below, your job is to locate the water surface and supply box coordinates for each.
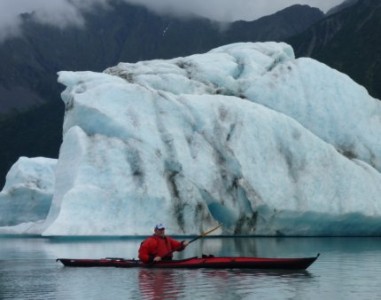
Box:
[1,237,381,299]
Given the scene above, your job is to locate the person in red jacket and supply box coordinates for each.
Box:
[139,223,189,263]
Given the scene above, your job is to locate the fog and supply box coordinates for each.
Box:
[0,0,345,41]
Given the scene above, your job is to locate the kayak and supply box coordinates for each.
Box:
[57,253,319,270]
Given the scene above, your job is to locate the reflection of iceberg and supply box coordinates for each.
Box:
[1,42,381,236]
[0,238,142,260]
[2,237,380,262]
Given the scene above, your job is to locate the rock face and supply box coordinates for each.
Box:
[1,42,381,236]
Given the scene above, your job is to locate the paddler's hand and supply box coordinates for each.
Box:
[153,256,162,262]
[182,241,189,247]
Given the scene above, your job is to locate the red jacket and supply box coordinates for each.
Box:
[138,235,185,263]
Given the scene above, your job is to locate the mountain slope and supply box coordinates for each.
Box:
[223,5,324,43]
[288,0,381,99]
[0,2,323,116]
[326,0,359,15]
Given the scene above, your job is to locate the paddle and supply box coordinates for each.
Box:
[159,223,222,260]
[186,223,222,245]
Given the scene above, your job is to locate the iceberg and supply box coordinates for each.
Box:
[1,42,381,236]
[0,157,56,234]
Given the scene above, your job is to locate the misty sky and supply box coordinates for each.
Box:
[0,0,345,41]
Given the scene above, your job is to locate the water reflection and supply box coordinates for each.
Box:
[136,265,316,300]
[3,236,381,261]
[138,269,183,300]
[193,236,381,258]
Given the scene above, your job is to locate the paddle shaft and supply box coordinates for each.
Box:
[161,224,222,259]
[187,224,222,244]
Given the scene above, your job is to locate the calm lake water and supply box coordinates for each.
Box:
[1,237,381,299]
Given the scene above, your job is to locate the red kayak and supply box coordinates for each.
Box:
[57,254,319,270]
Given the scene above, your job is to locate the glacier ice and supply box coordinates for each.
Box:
[0,157,56,232]
[1,42,381,236]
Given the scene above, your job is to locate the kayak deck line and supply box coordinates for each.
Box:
[56,253,319,270]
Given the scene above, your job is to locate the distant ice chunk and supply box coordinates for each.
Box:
[0,157,56,227]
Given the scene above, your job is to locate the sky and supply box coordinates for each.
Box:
[0,0,345,41]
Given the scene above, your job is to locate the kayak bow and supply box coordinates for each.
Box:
[57,253,319,270]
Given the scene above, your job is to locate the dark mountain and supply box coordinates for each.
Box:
[220,5,324,43]
[326,0,359,16]
[288,0,381,100]
[0,2,324,188]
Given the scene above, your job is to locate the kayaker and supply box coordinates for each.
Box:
[138,223,189,263]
